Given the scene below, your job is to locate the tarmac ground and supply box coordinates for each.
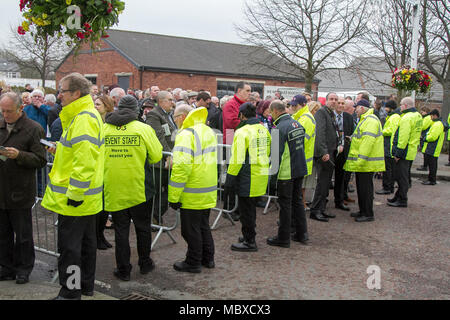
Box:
[1,153,449,300]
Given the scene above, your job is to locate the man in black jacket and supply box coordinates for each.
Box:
[310,92,340,222]
[0,92,47,285]
[334,97,355,211]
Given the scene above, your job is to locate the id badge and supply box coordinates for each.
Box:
[162,123,171,136]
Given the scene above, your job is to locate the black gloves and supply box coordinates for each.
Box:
[169,202,182,210]
[67,199,84,207]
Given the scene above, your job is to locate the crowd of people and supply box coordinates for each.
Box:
[0,74,448,300]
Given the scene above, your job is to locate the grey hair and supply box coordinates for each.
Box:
[174,104,193,116]
[44,94,56,104]
[1,92,22,110]
[60,72,92,97]
[157,90,171,103]
[400,97,414,109]
[110,87,125,99]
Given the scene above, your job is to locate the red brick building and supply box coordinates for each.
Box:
[56,30,318,98]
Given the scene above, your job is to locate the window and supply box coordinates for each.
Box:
[7,72,18,78]
[86,76,97,85]
[216,80,264,99]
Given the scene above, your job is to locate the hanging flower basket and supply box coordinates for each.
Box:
[392,66,432,94]
[18,0,125,48]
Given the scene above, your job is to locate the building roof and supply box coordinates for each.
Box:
[101,29,313,82]
[0,59,20,73]
[318,57,443,101]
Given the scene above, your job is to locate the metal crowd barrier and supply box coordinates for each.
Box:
[32,135,281,256]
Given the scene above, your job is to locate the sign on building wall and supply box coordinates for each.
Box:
[263,86,305,100]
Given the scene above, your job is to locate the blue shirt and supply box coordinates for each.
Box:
[24,104,50,134]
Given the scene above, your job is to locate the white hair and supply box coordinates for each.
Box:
[110,87,125,98]
[31,89,44,97]
[174,104,193,116]
[44,94,56,104]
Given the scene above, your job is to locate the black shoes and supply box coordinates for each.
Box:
[310,212,329,222]
[355,216,374,222]
[231,213,240,222]
[113,269,130,281]
[140,260,155,275]
[51,295,81,300]
[387,196,398,203]
[231,240,258,252]
[81,290,94,297]
[421,180,436,185]
[445,162,450,167]
[291,233,309,245]
[335,203,350,211]
[350,211,361,218]
[15,275,29,285]
[256,200,267,208]
[173,261,201,273]
[202,261,215,269]
[375,189,392,195]
[387,201,407,208]
[322,212,336,218]
[416,166,427,171]
[266,236,290,248]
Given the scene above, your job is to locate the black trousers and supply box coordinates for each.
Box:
[343,171,352,198]
[277,177,306,241]
[355,172,374,217]
[111,201,153,275]
[96,210,109,242]
[180,209,214,266]
[334,153,347,205]
[0,208,35,277]
[153,168,169,221]
[311,155,335,214]
[394,159,412,202]
[382,157,395,192]
[238,197,257,242]
[57,214,96,299]
[425,154,438,183]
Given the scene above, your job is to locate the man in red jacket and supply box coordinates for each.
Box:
[222,81,251,144]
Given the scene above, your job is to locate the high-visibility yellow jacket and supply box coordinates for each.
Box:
[344,109,385,173]
[226,117,271,197]
[103,117,163,212]
[382,109,401,158]
[292,106,316,176]
[391,108,423,161]
[448,114,450,141]
[422,115,433,132]
[168,107,218,210]
[42,95,105,216]
[422,119,445,158]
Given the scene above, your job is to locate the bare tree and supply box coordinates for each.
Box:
[2,26,72,87]
[421,0,450,121]
[350,0,414,100]
[236,0,371,93]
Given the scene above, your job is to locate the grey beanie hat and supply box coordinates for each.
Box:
[118,95,138,112]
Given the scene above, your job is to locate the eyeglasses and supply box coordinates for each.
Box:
[59,89,72,94]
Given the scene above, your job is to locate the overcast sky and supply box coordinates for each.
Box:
[0,0,247,47]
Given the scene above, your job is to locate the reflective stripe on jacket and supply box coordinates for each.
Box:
[168,107,218,210]
[41,95,105,216]
[227,117,271,197]
[391,108,423,161]
[344,109,385,173]
[104,120,163,212]
[293,106,316,176]
[422,119,445,157]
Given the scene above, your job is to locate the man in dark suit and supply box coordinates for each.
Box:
[334,97,355,211]
[146,91,177,224]
[310,92,340,222]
